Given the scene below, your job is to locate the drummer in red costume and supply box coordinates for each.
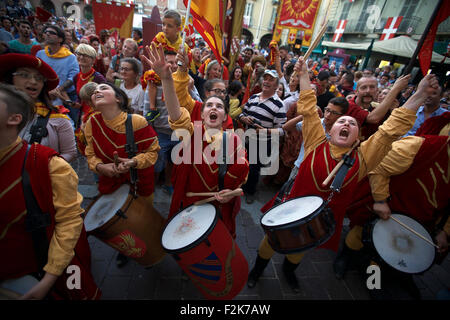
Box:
[144,43,249,238]
[84,83,160,201]
[0,84,99,299]
[247,57,440,293]
[336,112,450,282]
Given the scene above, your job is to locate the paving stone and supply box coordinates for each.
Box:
[429,264,450,287]
[100,276,131,300]
[312,262,354,300]
[107,252,139,276]
[288,276,330,300]
[342,273,371,300]
[181,279,206,300]
[239,278,283,300]
[127,270,159,299]
[154,278,183,300]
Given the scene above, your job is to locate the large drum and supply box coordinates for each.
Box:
[161,203,248,300]
[0,275,39,300]
[363,213,436,274]
[84,184,166,267]
[261,196,335,254]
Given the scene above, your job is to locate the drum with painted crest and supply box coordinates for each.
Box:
[261,196,335,254]
[0,275,39,300]
[84,184,166,267]
[362,213,436,274]
[161,203,248,300]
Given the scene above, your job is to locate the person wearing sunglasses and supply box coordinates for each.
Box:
[36,25,80,124]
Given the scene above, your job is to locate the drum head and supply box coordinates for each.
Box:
[372,214,435,274]
[84,184,130,232]
[261,196,324,227]
[162,204,216,252]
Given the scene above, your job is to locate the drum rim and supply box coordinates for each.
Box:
[260,195,326,229]
[266,207,336,254]
[367,212,436,274]
[161,203,219,254]
[83,184,131,232]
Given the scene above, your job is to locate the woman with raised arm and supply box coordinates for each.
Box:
[143,44,249,238]
[247,56,440,293]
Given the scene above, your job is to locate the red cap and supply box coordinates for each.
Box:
[0,53,59,92]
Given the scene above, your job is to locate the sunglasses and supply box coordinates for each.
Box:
[324,108,343,116]
[209,88,227,95]
[44,30,58,36]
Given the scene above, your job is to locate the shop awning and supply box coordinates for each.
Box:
[322,36,449,64]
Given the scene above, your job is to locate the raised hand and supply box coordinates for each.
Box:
[144,43,173,80]
[416,73,439,95]
[392,74,411,92]
[294,57,312,90]
[176,49,189,72]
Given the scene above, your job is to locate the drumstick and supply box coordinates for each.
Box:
[113,151,119,167]
[193,188,243,206]
[291,16,330,80]
[390,216,439,249]
[304,21,329,61]
[322,139,359,187]
[186,191,218,197]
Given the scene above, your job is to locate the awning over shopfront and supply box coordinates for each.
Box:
[322,36,449,64]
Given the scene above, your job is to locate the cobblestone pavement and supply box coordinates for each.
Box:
[71,155,450,301]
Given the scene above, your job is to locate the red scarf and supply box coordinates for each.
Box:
[76,68,96,124]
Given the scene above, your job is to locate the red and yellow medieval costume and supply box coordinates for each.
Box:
[84,112,160,198]
[344,114,450,251]
[168,108,249,238]
[258,89,419,264]
[0,138,100,299]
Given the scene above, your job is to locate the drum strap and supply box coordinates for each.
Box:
[21,145,51,279]
[330,152,355,194]
[125,114,138,196]
[29,112,51,144]
[218,131,228,191]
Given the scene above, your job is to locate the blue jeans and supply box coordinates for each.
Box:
[154,132,179,173]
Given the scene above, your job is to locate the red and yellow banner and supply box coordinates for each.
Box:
[273,0,321,47]
[92,1,135,38]
[184,0,225,64]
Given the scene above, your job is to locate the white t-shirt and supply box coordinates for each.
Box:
[120,82,145,113]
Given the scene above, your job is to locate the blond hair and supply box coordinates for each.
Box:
[75,43,97,59]
[79,82,98,104]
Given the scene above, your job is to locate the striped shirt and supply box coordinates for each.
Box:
[241,93,286,129]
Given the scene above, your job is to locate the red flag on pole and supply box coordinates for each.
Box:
[92,1,135,38]
[36,7,52,22]
[183,0,224,64]
[418,0,450,75]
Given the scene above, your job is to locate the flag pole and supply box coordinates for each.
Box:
[402,0,443,76]
[181,0,192,50]
[178,0,192,66]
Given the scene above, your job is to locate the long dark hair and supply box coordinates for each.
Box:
[106,82,133,113]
